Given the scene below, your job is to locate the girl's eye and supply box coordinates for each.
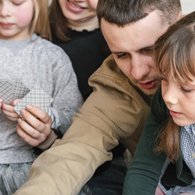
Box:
[180,86,192,93]
[12,0,24,6]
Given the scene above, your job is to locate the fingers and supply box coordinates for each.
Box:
[20,107,52,134]
[17,106,52,146]
[25,105,51,123]
[155,186,165,195]
[20,109,46,132]
[2,102,15,114]
[16,120,47,147]
[18,118,41,138]
[0,98,2,107]
[12,99,21,106]
[1,102,19,121]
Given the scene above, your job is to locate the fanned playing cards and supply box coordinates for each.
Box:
[0,80,53,115]
[0,79,29,104]
[14,84,53,115]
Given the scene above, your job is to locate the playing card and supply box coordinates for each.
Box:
[14,80,30,100]
[14,84,53,115]
[0,79,29,104]
[0,80,15,104]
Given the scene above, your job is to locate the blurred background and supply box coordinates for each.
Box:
[181,0,195,14]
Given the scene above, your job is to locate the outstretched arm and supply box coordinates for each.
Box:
[14,57,150,195]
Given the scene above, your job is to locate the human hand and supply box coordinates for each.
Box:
[155,186,165,195]
[16,105,52,147]
[0,99,20,121]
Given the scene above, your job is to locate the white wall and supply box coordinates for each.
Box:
[48,0,52,6]
[180,0,195,14]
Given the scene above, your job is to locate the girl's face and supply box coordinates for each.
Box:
[0,0,34,40]
[162,74,195,126]
[58,0,98,23]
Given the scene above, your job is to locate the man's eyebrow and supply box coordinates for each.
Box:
[111,51,127,54]
[137,45,155,52]
[111,45,155,54]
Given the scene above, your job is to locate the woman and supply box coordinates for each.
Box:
[49,0,110,100]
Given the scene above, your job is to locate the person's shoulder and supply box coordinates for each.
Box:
[34,35,69,57]
[33,35,71,67]
[94,55,124,79]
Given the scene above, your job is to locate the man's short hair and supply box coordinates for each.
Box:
[97,0,181,26]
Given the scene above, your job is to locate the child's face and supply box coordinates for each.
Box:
[58,0,97,23]
[162,74,195,126]
[0,0,34,40]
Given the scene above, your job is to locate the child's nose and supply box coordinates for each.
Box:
[0,2,11,17]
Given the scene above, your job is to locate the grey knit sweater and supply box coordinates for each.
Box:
[0,34,83,164]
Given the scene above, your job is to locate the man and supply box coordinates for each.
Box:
[15,0,182,194]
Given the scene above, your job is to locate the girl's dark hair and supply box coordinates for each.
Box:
[49,0,70,42]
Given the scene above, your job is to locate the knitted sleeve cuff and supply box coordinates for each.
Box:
[38,129,58,150]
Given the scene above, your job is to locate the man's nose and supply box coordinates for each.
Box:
[131,56,150,81]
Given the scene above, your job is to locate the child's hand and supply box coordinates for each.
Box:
[0,99,20,121]
[155,186,165,195]
[16,105,52,147]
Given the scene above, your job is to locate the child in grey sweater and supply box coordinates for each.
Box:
[0,0,82,194]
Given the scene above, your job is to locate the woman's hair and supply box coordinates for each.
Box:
[31,0,51,40]
[155,11,195,161]
[49,0,70,42]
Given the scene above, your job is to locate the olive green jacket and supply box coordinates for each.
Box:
[15,55,151,195]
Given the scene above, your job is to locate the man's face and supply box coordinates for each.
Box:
[101,10,171,96]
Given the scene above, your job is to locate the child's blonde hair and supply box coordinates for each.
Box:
[155,11,195,161]
[31,0,51,40]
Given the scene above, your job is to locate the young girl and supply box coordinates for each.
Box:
[0,0,82,194]
[154,11,195,195]
[49,0,110,100]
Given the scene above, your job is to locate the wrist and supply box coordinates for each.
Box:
[37,129,58,150]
